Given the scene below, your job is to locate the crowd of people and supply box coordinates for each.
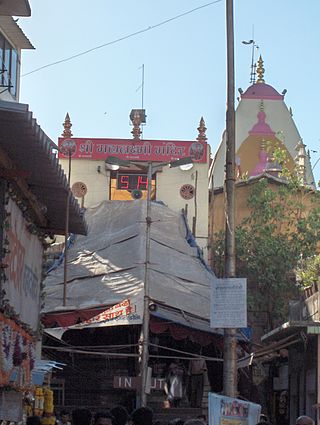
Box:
[257,414,315,425]
[25,406,317,425]
[26,406,207,425]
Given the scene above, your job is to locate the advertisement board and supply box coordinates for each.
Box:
[209,393,261,425]
[58,137,208,163]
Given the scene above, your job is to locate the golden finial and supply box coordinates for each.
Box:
[131,111,142,141]
[259,100,264,111]
[62,113,73,138]
[256,55,265,83]
[197,117,207,142]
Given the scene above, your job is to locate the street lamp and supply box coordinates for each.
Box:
[105,155,193,406]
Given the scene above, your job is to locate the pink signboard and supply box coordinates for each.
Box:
[58,137,207,163]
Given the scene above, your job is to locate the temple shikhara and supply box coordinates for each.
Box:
[210,56,315,190]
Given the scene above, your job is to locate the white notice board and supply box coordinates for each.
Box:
[211,278,247,328]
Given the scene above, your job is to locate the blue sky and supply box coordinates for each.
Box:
[19,0,320,184]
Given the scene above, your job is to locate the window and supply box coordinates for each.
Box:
[0,31,19,98]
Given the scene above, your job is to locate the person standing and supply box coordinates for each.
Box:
[164,361,184,408]
[188,358,207,407]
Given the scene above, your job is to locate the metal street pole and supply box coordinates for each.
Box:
[63,151,71,306]
[223,0,237,397]
[140,161,152,407]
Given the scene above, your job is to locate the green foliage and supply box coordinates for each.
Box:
[211,175,320,328]
[296,255,320,288]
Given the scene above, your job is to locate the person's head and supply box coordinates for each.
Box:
[296,416,315,425]
[169,419,184,425]
[256,421,273,425]
[27,416,41,425]
[197,416,206,424]
[184,420,206,425]
[110,406,129,425]
[94,412,116,425]
[60,410,70,424]
[130,407,153,425]
[72,409,92,425]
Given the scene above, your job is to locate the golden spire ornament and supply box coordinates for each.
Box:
[62,113,73,138]
[197,117,207,142]
[256,55,265,83]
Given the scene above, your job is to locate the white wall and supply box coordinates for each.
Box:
[60,158,110,207]
[60,145,210,257]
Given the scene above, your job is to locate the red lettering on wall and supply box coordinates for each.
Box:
[6,227,25,292]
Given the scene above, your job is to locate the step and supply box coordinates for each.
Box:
[153,407,203,425]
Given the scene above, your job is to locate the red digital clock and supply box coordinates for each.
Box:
[117,173,149,190]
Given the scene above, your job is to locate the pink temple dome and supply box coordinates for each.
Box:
[241,83,284,100]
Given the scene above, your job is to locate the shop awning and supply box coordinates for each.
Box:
[237,320,320,368]
[0,17,33,48]
[31,360,65,385]
[0,100,87,235]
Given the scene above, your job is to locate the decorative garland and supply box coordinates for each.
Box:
[0,314,36,388]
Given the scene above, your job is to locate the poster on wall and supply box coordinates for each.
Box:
[3,198,43,331]
[208,393,261,425]
[0,313,35,386]
[0,388,23,421]
[211,278,247,328]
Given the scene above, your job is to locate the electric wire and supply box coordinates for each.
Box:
[22,0,223,77]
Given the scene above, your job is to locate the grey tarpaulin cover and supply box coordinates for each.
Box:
[43,200,216,332]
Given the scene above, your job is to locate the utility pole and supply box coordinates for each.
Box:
[140,162,152,407]
[223,0,237,397]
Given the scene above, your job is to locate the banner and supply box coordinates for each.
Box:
[208,393,261,425]
[3,199,43,331]
[58,137,207,163]
[45,297,143,340]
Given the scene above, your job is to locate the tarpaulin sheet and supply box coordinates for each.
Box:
[43,200,215,330]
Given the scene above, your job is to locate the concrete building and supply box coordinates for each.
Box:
[0,9,33,102]
[58,112,211,256]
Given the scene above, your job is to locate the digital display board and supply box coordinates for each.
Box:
[117,174,148,190]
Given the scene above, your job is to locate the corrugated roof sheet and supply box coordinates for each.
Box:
[0,99,87,235]
[0,0,31,17]
[0,16,34,49]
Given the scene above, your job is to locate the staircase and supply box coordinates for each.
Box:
[153,406,204,425]
[147,384,209,425]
